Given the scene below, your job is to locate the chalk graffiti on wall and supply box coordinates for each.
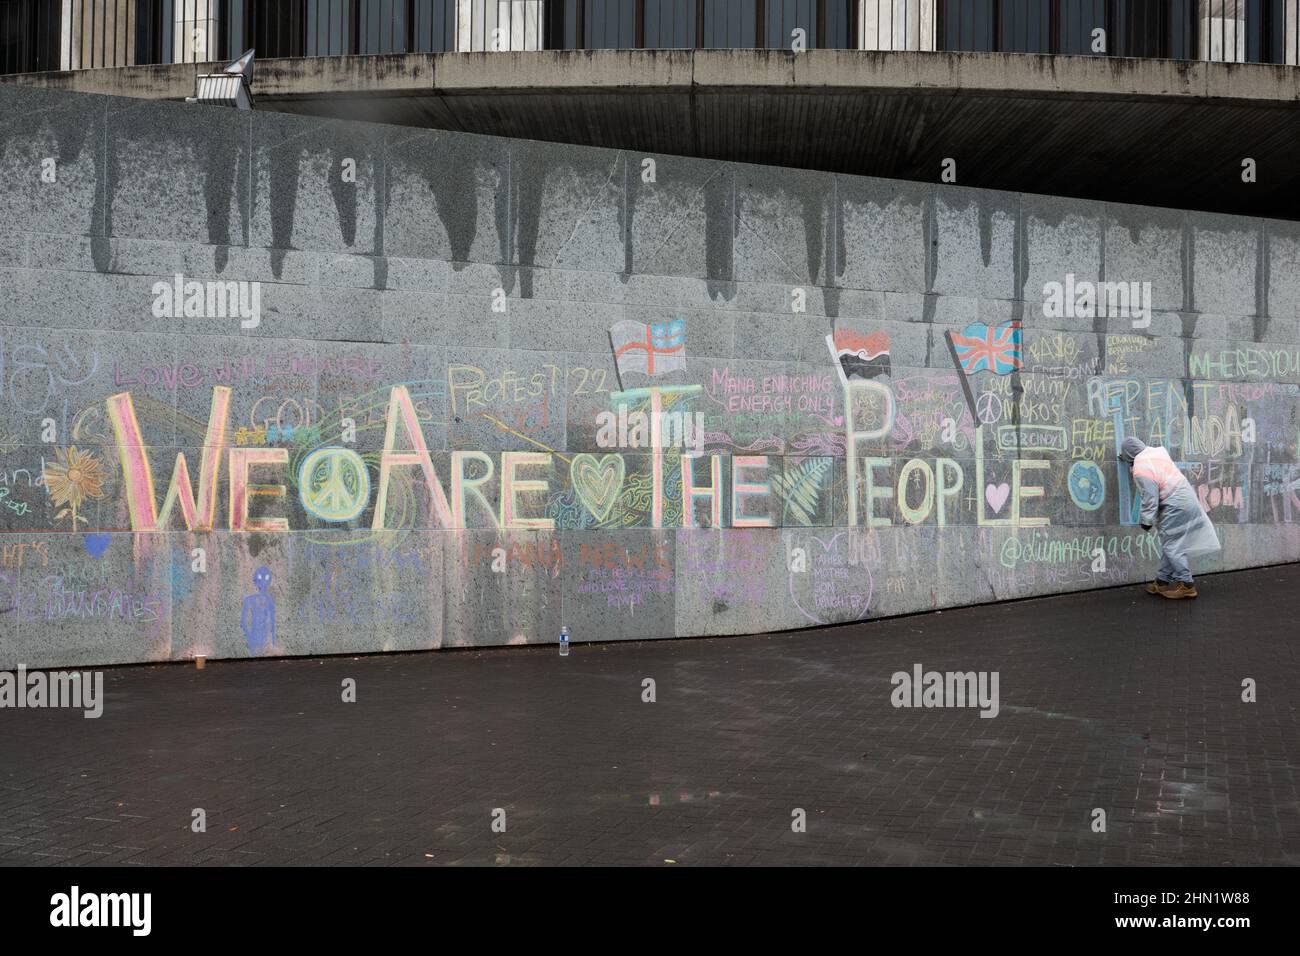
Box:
[2,312,1298,667]
[787,530,874,626]
[241,566,277,655]
[42,446,107,529]
[12,363,1300,544]
[10,78,1300,670]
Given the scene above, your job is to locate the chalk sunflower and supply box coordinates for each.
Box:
[44,445,107,529]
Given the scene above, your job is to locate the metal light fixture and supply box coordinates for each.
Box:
[187,49,255,110]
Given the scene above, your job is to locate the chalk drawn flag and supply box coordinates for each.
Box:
[948,321,1023,375]
[609,317,686,378]
[826,329,891,386]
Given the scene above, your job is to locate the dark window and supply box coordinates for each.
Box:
[360,0,407,54]
[1249,0,1293,64]
[765,0,817,48]
[940,0,996,52]
[222,0,242,59]
[585,0,635,48]
[305,0,350,56]
[1057,0,1105,54]
[1000,0,1050,53]
[254,0,307,58]
[548,0,578,48]
[1167,0,1197,59]
[1246,0,1265,60]
[644,0,695,47]
[0,0,55,73]
[824,0,853,48]
[702,0,757,48]
[1112,0,1171,58]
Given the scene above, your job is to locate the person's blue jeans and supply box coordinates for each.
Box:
[1157,545,1193,584]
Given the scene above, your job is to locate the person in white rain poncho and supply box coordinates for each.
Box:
[1118,437,1221,599]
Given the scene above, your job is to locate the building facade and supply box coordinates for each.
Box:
[2,1,1298,73]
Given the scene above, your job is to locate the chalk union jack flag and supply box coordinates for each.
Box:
[610,317,686,377]
[950,321,1023,375]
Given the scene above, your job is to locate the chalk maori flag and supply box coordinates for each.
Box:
[609,318,686,377]
[826,329,891,385]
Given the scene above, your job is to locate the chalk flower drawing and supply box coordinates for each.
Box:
[44,446,107,529]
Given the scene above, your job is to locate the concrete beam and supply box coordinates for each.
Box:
[12,49,1298,103]
[4,49,1298,219]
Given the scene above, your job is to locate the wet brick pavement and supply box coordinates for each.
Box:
[1,565,1297,866]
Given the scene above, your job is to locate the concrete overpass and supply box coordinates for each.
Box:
[5,48,1300,219]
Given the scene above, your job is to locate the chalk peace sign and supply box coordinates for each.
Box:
[975,391,1002,425]
[298,447,370,522]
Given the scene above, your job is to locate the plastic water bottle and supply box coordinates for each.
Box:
[559,625,570,657]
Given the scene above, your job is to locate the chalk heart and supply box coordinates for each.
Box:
[985,482,1011,515]
[570,454,625,522]
[788,532,873,627]
[83,533,112,560]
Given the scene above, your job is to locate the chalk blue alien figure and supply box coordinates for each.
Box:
[241,566,277,655]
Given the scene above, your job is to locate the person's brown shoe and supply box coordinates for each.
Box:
[1145,579,1168,595]
[1160,581,1198,599]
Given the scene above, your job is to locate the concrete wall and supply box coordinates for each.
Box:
[0,83,1298,669]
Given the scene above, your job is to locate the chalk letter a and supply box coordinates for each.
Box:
[373,385,455,529]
